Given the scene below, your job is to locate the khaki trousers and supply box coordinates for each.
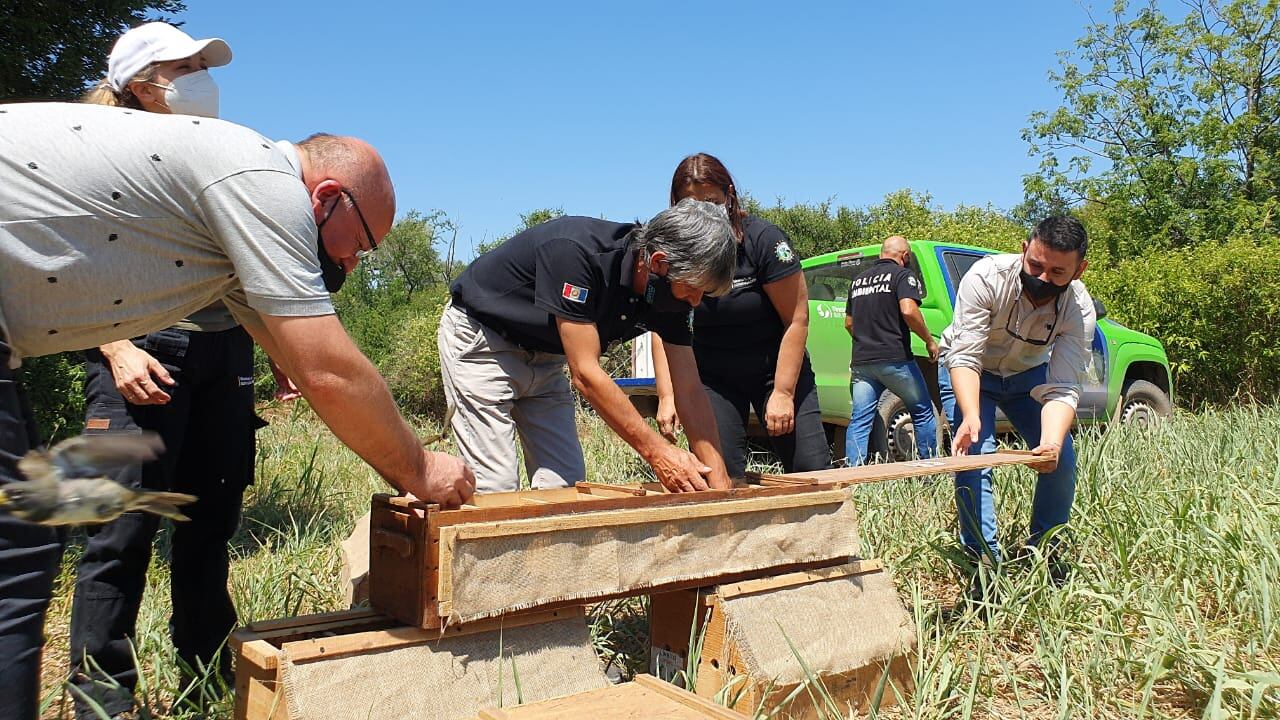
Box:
[437,303,586,493]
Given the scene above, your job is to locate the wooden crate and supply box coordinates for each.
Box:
[476,674,747,720]
[649,562,915,719]
[230,606,583,720]
[369,482,859,628]
[368,454,1052,629]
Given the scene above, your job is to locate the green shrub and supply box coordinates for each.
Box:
[381,293,451,421]
[1088,235,1280,406]
[16,352,85,443]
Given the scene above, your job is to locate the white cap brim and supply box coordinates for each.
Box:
[154,37,233,68]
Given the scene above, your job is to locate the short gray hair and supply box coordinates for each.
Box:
[631,198,737,296]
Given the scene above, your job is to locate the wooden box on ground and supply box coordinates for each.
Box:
[230,606,606,720]
[649,562,916,719]
[370,482,860,628]
[476,674,747,720]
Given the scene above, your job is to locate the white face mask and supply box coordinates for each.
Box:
[150,70,220,118]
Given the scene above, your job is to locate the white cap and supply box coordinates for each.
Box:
[107,22,232,92]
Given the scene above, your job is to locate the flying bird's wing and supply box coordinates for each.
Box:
[47,433,165,478]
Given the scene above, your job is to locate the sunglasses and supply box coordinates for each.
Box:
[1005,293,1062,346]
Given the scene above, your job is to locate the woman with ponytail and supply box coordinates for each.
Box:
[68,22,256,719]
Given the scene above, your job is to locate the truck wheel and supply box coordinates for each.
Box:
[1118,379,1171,428]
[872,393,943,462]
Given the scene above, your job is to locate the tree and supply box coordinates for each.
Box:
[1023,0,1280,257]
[472,207,565,257]
[0,1,185,101]
[352,210,454,302]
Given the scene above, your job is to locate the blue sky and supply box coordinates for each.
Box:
[179,2,1109,254]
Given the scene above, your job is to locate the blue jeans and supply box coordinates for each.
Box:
[938,362,1077,562]
[845,360,937,465]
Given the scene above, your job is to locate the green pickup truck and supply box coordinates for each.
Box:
[803,240,1173,460]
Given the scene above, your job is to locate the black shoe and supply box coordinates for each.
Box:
[1047,557,1072,587]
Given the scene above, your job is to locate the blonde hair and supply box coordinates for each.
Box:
[81,64,158,108]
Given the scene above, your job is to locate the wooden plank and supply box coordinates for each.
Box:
[236,638,279,671]
[232,639,285,720]
[425,506,441,628]
[633,674,749,719]
[474,679,745,719]
[742,471,816,486]
[280,606,583,664]
[238,613,396,646]
[715,560,884,601]
[758,450,1052,485]
[442,489,849,541]
[575,482,647,496]
[433,483,836,527]
[240,607,383,635]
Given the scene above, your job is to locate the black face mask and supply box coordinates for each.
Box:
[1019,268,1070,301]
[644,273,692,313]
[316,209,346,293]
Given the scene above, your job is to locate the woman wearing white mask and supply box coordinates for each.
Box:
[70,23,261,719]
[83,22,228,117]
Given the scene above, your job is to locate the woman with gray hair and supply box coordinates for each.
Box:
[440,198,736,494]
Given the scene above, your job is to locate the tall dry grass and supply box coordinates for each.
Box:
[36,403,1280,718]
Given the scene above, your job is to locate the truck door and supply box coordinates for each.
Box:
[802,253,874,424]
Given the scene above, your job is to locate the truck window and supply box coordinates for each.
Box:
[941,251,985,287]
[803,254,872,302]
[805,251,927,302]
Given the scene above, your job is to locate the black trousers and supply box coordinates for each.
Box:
[69,327,256,719]
[0,338,66,720]
[695,348,831,479]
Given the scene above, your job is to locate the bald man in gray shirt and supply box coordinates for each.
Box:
[0,102,474,719]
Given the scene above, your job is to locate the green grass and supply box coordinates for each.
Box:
[37,403,1280,718]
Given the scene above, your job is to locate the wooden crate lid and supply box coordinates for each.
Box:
[476,675,747,719]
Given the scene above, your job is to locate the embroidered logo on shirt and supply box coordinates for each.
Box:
[907,276,919,288]
[775,241,795,263]
[562,283,589,303]
[238,376,254,387]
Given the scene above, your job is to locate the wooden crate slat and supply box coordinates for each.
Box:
[759,450,1050,485]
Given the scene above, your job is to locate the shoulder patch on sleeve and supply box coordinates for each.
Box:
[561,283,589,303]
[774,240,795,263]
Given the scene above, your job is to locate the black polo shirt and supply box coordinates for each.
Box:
[449,216,692,354]
[692,215,801,352]
[846,258,922,365]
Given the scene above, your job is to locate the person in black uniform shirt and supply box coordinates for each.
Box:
[844,235,940,464]
[439,199,737,493]
[652,154,831,477]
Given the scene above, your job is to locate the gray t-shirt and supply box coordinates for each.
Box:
[0,103,333,366]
